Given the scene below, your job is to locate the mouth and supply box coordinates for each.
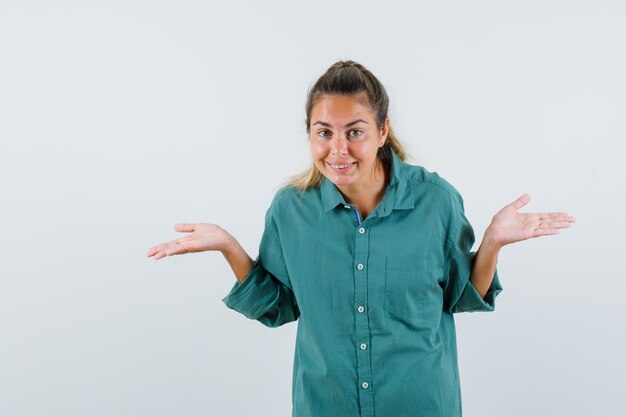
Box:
[326,161,356,172]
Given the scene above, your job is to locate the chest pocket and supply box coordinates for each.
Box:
[384,255,443,327]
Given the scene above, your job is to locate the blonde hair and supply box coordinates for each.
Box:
[289,60,408,190]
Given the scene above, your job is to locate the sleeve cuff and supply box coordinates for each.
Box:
[221,262,288,322]
[222,262,263,313]
[453,269,503,313]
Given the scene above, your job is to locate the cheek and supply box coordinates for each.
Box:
[310,141,329,160]
[362,143,380,161]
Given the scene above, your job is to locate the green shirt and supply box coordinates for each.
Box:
[222,150,503,417]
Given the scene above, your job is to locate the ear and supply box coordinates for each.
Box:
[379,117,390,147]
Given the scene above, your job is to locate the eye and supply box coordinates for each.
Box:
[348,129,363,138]
[317,130,331,138]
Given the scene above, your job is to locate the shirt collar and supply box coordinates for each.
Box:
[320,148,415,216]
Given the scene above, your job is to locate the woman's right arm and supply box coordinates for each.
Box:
[146,223,254,284]
[147,220,300,327]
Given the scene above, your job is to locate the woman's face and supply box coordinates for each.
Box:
[309,94,389,194]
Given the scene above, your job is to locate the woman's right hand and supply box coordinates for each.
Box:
[146,223,233,260]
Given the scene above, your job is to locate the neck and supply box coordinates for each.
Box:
[338,164,387,219]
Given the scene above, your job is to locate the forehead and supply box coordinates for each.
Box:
[311,94,375,123]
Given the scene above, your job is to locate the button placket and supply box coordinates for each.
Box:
[353,218,373,415]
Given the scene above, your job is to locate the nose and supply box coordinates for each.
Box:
[330,135,348,156]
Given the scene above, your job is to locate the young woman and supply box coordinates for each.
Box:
[147,60,575,417]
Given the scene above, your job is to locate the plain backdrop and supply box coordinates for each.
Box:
[1,1,625,416]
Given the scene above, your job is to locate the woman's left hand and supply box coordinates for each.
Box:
[485,194,576,248]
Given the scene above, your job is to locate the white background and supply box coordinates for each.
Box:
[1,1,624,416]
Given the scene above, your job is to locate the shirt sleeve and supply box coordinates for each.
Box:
[221,206,300,328]
[442,193,503,314]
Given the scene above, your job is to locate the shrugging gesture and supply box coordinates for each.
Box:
[145,60,577,417]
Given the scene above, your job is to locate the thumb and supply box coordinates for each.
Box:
[510,194,531,210]
[174,223,196,233]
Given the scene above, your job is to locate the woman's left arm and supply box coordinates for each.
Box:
[470,194,576,299]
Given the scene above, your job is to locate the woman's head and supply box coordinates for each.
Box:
[291,60,407,191]
[308,93,389,194]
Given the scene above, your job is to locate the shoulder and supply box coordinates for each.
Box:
[399,161,465,211]
[265,183,322,218]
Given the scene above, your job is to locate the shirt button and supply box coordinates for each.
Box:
[358,227,366,234]
[360,343,367,350]
[362,382,369,389]
[357,306,365,313]
[356,263,364,270]
[344,205,350,209]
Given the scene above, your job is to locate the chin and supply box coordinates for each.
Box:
[327,175,355,187]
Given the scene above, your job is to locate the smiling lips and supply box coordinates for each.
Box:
[326,161,356,172]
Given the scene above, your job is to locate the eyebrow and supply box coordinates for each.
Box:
[312,119,369,128]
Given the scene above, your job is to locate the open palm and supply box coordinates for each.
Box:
[487,194,576,247]
[146,223,231,260]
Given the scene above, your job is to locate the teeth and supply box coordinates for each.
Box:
[330,163,352,169]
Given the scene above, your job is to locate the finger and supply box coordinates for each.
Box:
[174,223,197,233]
[147,239,182,255]
[164,245,190,256]
[147,245,169,257]
[533,228,560,238]
[164,239,201,256]
[537,215,576,225]
[540,220,573,229]
[543,215,576,224]
[537,212,576,220]
[151,248,178,260]
[529,213,576,227]
[510,194,531,210]
[151,250,168,260]
[148,247,169,259]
